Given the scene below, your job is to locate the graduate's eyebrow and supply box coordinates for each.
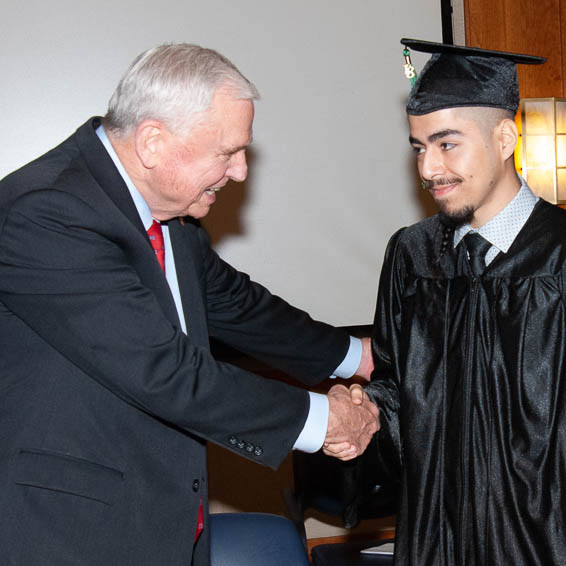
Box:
[409,129,463,145]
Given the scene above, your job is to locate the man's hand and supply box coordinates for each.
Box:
[347,383,365,405]
[354,337,374,381]
[322,384,379,461]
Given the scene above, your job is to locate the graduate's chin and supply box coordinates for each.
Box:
[438,205,474,228]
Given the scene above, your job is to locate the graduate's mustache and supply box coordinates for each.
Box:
[422,176,464,190]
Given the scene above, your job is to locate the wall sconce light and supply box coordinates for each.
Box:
[518,97,566,204]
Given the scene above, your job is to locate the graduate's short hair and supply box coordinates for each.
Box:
[455,106,516,139]
[104,43,259,138]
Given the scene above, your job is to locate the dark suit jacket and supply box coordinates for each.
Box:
[0,118,349,565]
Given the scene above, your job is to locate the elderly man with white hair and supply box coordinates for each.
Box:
[0,44,377,565]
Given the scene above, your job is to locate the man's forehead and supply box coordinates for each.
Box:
[409,107,480,127]
[191,94,254,139]
[408,109,481,142]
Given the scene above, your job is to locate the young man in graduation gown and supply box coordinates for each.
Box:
[329,40,566,564]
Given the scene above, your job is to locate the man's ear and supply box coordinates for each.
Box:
[497,118,519,161]
[134,120,167,169]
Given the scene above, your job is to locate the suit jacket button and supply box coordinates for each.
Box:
[192,480,200,492]
[237,440,245,449]
[228,436,237,445]
[254,446,263,456]
[245,443,254,453]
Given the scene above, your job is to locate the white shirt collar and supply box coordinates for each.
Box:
[453,176,538,264]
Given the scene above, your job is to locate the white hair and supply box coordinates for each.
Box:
[104,43,259,138]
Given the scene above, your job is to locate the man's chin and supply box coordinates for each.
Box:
[438,205,474,228]
[186,203,212,220]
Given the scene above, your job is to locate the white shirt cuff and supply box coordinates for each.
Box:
[331,336,362,378]
[292,392,328,453]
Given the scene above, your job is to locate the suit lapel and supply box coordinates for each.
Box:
[73,118,182,329]
[74,118,146,236]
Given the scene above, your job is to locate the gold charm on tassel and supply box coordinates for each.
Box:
[403,48,417,85]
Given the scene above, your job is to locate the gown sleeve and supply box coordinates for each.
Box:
[365,228,406,483]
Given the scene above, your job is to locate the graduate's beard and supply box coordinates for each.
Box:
[423,177,473,228]
[438,205,474,228]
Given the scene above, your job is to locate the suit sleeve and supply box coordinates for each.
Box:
[195,226,350,385]
[365,228,406,482]
[0,189,312,469]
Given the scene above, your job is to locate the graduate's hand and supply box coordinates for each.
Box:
[323,384,379,461]
[354,337,374,381]
[348,383,366,405]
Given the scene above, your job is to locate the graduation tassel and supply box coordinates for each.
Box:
[403,47,418,86]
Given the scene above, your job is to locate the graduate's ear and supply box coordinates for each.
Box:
[134,120,168,169]
[496,118,519,162]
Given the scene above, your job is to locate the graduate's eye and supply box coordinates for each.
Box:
[412,145,425,155]
[440,142,456,151]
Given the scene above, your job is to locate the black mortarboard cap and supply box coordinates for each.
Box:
[401,38,546,116]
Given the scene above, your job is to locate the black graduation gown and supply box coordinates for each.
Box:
[367,200,566,565]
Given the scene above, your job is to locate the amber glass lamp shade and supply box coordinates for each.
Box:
[519,98,566,203]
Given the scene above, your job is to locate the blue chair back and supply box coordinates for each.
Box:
[210,512,310,566]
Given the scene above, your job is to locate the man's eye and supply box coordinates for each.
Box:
[441,142,455,150]
[412,146,425,155]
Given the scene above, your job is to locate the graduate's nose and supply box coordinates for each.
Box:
[419,147,445,180]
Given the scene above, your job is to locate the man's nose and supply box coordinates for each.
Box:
[419,147,445,180]
[227,150,248,182]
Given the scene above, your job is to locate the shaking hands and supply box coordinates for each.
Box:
[323,383,379,461]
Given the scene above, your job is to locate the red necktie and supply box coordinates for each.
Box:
[194,500,204,542]
[146,220,204,542]
[147,220,165,274]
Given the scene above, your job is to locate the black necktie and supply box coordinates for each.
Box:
[464,232,491,276]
